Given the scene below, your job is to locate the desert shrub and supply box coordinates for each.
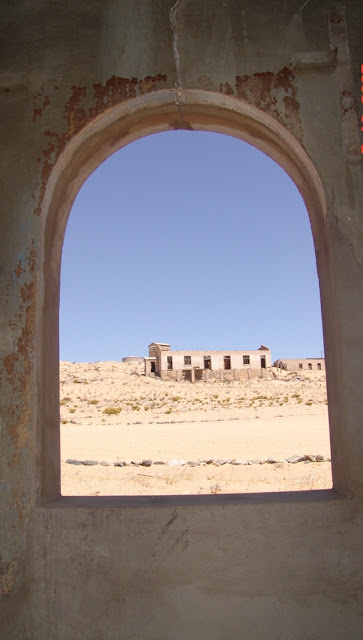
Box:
[69,408,76,413]
[103,407,122,415]
[88,399,99,405]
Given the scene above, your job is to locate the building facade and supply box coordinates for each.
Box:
[145,342,271,380]
[274,358,325,372]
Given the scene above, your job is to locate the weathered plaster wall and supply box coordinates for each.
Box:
[0,1,362,638]
[160,350,271,371]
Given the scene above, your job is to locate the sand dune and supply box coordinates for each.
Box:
[60,361,332,495]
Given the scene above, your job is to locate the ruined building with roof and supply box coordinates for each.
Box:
[145,342,271,380]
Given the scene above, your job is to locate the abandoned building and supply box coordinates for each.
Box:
[274,358,326,372]
[145,342,271,380]
[1,2,362,639]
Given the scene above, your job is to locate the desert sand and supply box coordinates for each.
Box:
[60,361,332,496]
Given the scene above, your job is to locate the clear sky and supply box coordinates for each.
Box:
[60,130,324,363]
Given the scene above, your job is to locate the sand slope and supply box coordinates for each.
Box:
[60,361,331,495]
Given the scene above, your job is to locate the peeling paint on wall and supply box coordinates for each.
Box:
[33,74,167,216]
[234,66,303,144]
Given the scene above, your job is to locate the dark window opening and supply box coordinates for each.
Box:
[260,355,266,369]
[167,356,173,370]
[204,356,211,370]
[184,355,191,365]
[308,363,312,370]
[243,355,250,365]
[317,363,321,370]
[151,361,155,373]
[224,356,231,370]
[299,363,303,369]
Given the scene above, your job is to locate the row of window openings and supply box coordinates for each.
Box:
[165,358,321,371]
[300,362,322,370]
[167,355,252,371]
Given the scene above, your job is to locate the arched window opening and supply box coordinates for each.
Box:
[59,131,332,497]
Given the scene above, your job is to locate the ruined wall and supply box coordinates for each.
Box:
[276,358,326,372]
[160,349,271,371]
[163,368,268,382]
[0,1,362,638]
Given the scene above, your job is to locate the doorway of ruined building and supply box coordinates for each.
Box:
[224,356,231,371]
[38,89,339,504]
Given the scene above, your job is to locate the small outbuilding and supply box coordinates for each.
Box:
[273,358,325,372]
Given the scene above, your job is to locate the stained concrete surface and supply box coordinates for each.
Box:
[0,1,362,638]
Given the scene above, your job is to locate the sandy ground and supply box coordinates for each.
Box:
[60,361,332,495]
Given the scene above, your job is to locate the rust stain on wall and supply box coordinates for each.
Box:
[32,86,50,123]
[2,242,36,453]
[0,559,15,597]
[218,81,234,96]
[14,261,25,278]
[33,74,167,216]
[0,240,37,595]
[234,66,303,144]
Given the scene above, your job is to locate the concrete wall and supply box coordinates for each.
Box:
[1,1,362,638]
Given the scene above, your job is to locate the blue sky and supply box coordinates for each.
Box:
[60,131,324,363]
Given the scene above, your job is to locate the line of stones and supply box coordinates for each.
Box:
[65,454,330,467]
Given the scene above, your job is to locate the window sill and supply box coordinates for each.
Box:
[40,488,340,509]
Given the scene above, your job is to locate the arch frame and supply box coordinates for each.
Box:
[37,89,336,502]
